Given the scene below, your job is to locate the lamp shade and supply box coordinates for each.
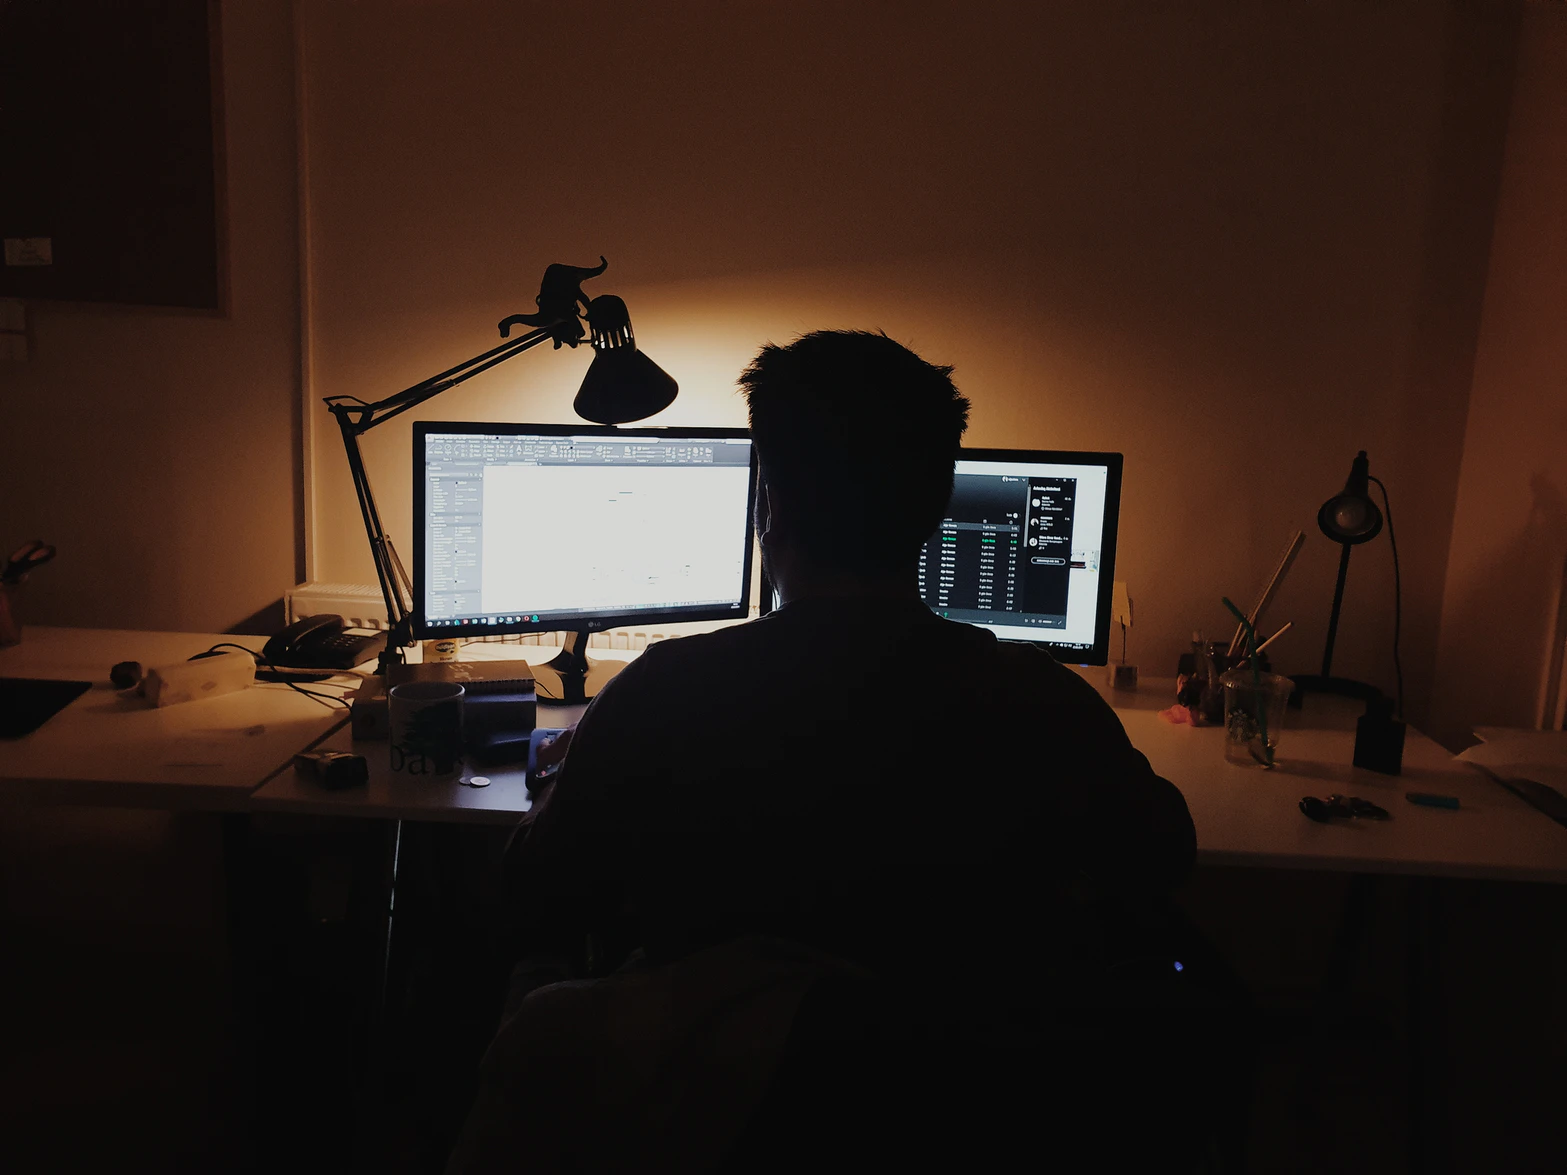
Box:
[573,294,678,424]
[1316,450,1383,545]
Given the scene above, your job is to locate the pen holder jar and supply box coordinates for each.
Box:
[1220,670,1293,768]
[1176,641,1234,725]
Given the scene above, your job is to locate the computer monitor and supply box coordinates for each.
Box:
[917,448,1123,665]
[413,423,758,650]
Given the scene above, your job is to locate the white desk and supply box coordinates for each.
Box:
[0,627,350,811]
[249,703,585,824]
[1112,681,1567,884]
[248,656,1567,883]
[247,640,615,823]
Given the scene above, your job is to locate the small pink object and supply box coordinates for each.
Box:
[1159,704,1198,726]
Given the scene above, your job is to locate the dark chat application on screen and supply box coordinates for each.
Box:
[916,450,1121,664]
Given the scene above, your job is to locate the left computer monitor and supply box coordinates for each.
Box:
[413,423,757,641]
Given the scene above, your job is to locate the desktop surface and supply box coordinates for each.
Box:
[246,639,1567,883]
[0,627,349,810]
[1114,681,1567,883]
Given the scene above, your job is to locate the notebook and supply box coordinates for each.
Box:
[0,677,92,738]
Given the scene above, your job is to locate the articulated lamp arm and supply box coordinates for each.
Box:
[320,256,675,676]
[323,321,567,674]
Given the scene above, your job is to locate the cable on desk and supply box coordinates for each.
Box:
[202,642,352,711]
[1369,476,1403,719]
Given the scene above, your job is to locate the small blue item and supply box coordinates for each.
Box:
[1405,792,1460,810]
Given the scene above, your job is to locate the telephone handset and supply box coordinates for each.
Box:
[263,614,387,671]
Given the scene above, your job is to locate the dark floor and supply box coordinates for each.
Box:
[1,805,1564,1173]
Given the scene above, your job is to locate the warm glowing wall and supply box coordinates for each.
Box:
[1429,4,1567,747]
[4,3,1532,736]
[2,0,301,633]
[300,1,1521,725]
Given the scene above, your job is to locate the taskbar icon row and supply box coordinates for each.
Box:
[428,614,541,628]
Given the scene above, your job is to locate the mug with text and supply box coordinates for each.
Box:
[389,681,465,779]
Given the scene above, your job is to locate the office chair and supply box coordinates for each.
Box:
[720,902,1252,1174]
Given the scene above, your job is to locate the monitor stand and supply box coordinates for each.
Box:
[533,629,624,705]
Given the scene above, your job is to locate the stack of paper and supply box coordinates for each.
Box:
[1458,728,1567,828]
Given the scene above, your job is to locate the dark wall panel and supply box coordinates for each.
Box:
[0,0,224,309]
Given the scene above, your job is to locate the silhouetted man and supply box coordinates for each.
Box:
[515,329,1193,964]
[451,331,1200,1172]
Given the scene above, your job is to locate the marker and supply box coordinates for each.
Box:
[1405,792,1460,810]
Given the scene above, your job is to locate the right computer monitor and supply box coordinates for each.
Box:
[917,449,1123,665]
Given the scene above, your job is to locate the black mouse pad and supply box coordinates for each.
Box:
[0,677,93,738]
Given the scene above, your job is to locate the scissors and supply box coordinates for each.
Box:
[2,540,56,585]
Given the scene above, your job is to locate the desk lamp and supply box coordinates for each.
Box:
[1290,450,1398,707]
[324,257,678,678]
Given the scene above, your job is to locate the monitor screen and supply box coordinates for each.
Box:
[917,449,1122,664]
[413,423,757,639]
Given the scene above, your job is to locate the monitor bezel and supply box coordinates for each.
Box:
[943,447,1124,666]
[412,421,758,642]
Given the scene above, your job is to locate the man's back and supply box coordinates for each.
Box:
[516,597,1194,986]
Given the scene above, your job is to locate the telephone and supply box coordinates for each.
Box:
[263,614,387,671]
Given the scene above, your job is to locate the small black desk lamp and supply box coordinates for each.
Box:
[324,257,678,687]
[1290,450,1391,706]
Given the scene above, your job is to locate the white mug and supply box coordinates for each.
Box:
[388,681,465,778]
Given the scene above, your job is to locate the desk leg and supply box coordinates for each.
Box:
[349,818,409,1170]
[1406,876,1448,1175]
[1315,873,1379,1026]
[219,813,258,1098]
[375,818,403,1028]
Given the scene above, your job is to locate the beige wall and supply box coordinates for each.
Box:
[300,1,1519,726]
[1430,4,1567,748]
[7,2,1541,738]
[1,0,302,634]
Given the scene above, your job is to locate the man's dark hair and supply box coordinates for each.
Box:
[739,330,970,574]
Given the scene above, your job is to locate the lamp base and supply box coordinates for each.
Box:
[1288,674,1383,710]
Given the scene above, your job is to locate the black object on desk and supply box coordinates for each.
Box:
[1354,698,1406,775]
[1300,794,1391,823]
[293,750,370,790]
[263,614,387,672]
[465,690,539,767]
[0,677,91,738]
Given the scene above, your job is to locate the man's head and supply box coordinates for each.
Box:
[739,330,970,580]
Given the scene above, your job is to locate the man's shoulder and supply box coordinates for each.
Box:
[974,632,1096,695]
[589,619,768,699]
[634,617,774,667]
[601,612,1099,713]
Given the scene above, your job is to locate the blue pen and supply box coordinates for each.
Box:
[1406,792,1460,810]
